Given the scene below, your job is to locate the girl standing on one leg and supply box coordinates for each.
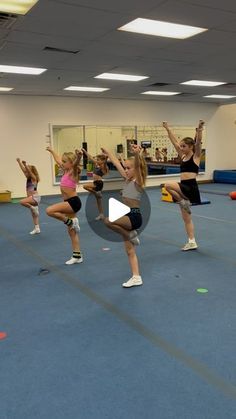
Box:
[162,120,205,251]
[46,146,83,265]
[82,148,109,220]
[101,144,147,288]
[16,158,41,235]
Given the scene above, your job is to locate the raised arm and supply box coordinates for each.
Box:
[132,144,146,187]
[46,146,63,167]
[101,147,126,178]
[162,121,183,157]
[194,120,204,157]
[16,158,28,177]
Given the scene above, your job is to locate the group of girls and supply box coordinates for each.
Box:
[17,120,204,287]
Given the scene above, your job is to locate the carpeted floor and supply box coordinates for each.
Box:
[0,183,236,419]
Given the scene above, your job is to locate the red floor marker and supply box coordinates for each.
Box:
[0,332,7,340]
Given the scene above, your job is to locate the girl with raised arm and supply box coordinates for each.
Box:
[101,144,147,288]
[163,120,204,251]
[46,146,83,265]
[82,149,108,220]
[16,158,41,235]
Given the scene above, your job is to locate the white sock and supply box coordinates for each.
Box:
[189,238,196,243]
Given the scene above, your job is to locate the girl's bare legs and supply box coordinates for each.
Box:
[83,184,104,219]
[104,216,142,286]
[180,208,197,250]
[67,227,81,252]
[20,196,40,233]
[165,182,191,214]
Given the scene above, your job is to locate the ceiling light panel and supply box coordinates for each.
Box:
[204,95,236,99]
[64,86,109,92]
[95,73,148,81]
[181,80,226,87]
[0,86,13,91]
[0,1,38,15]
[0,65,47,75]
[142,91,181,96]
[118,18,207,40]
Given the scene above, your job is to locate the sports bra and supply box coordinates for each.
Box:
[180,155,199,174]
[122,180,142,201]
[60,172,77,189]
[93,165,104,177]
[26,178,37,192]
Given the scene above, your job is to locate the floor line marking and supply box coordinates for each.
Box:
[1,226,236,399]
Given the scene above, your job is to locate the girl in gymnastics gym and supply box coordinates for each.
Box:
[162,120,204,251]
[81,148,109,220]
[46,146,83,265]
[16,158,41,235]
[101,144,147,288]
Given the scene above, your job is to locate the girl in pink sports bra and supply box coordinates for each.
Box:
[16,158,41,235]
[46,146,83,265]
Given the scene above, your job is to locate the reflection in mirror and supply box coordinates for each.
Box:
[50,124,205,184]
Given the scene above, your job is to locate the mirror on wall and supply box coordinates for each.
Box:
[49,124,206,184]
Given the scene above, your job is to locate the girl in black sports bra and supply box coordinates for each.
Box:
[163,120,205,251]
[82,149,109,220]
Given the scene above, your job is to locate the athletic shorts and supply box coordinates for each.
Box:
[65,196,82,213]
[32,193,41,204]
[126,208,142,230]
[179,178,201,204]
[93,180,104,192]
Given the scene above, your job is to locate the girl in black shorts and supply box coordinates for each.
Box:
[163,120,205,251]
[82,149,108,220]
[101,144,147,288]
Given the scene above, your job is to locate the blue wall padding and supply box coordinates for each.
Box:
[166,167,181,174]
[213,170,236,184]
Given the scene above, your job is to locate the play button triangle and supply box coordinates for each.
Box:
[108,198,130,222]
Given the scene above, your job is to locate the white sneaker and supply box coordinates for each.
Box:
[71,217,80,232]
[95,214,105,221]
[182,241,198,251]
[31,206,39,215]
[30,227,40,235]
[65,256,83,265]
[122,275,143,288]
[179,199,191,214]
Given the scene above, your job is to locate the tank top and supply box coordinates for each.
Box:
[122,180,142,201]
[26,178,37,192]
[60,172,77,189]
[180,155,199,174]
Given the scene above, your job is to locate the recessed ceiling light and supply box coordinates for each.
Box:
[0,65,47,75]
[181,80,226,87]
[142,91,181,96]
[204,94,236,99]
[64,86,110,92]
[118,18,207,40]
[95,73,148,82]
[0,0,38,15]
[0,87,13,91]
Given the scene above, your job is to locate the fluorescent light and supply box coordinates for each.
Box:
[64,86,110,92]
[0,65,47,75]
[0,1,38,15]
[181,80,226,87]
[95,73,148,82]
[0,87,13,91]
[204,95,236,99]
[142,91,181,96]
[118,18,207,40]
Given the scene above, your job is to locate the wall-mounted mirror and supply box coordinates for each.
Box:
[49,124,206,184]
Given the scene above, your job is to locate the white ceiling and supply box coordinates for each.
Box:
[1,0,236,103]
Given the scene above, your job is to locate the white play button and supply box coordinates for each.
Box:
[108,198,130,222]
